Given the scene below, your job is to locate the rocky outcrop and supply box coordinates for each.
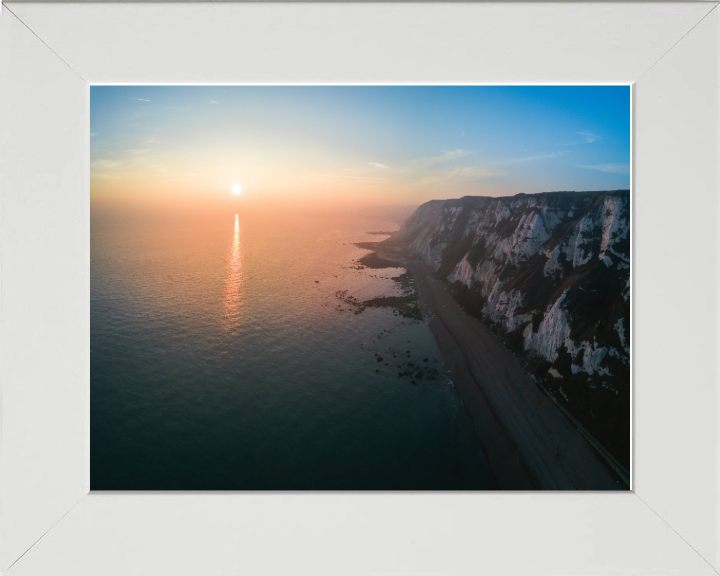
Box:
[386,190,630,467]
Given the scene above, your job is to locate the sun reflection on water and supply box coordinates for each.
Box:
[222,214,245,331]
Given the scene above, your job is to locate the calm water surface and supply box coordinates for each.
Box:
[91,206,491,489]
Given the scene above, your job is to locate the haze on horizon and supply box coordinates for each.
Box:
[91,85,630,212]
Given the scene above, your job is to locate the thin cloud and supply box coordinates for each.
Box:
[411,149,472,166]
[575,163,629,175]
[578,131,600,143]
[210,100,219,104]
[126,97,151,103]
[417,165,506,187]
[91,159,122,170]
[496,152,559,164]
[562,131,601,146]
[368,162,389,169]
[443,165,505,179]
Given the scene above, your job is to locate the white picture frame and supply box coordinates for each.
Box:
[1,2,718,574]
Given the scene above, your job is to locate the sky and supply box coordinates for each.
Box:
[90,85,630,210]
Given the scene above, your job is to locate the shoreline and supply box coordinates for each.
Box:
[366,243,627,490]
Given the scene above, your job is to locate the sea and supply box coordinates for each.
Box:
[91,205,491,490]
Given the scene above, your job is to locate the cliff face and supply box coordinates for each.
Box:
[390,191,630,466]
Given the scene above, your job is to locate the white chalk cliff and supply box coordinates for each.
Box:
[393,191,630,386]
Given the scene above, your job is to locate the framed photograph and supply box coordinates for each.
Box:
[1,2,718,574]
[88,83,632,494]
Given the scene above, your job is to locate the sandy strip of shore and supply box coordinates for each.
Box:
[377,246,625,490]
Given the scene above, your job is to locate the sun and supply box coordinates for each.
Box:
[232,184,242,195]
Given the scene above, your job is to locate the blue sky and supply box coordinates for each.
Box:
[91,85,630,207]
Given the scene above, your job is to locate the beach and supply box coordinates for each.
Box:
[372,244,627,490]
